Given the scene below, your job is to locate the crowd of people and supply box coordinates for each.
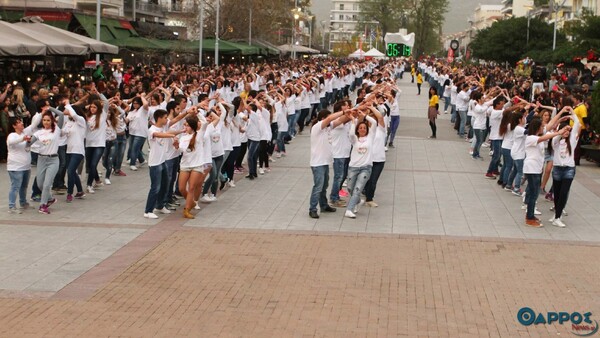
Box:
[418,60,595,228]
[2,56,597,229]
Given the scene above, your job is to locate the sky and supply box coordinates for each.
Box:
[309,0,503,35]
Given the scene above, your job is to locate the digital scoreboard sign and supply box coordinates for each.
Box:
[386,43,411,57]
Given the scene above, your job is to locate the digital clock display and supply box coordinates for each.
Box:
[386,43,411,57]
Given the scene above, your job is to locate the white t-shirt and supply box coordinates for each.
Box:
[371,125,387,163]
[523,135,545,174]
[275,102,288,132]
[179,132,204,168]
[166,119,184,161]
[34,127,61,156]
[6,133,31,171]
[245,111,262,141]
[309,121,332,167]
[147,125,168,167]
[349,116,377,168]
[330,123,351,159]
[511,125,526,160]
[209,122,225,158]
[85,109,108,147]
[552,119,579,167]
[501,126,514,150]
[488,109,503,140]
[128,107,149,138]
[64,114,86,155]
[260,108,272,141]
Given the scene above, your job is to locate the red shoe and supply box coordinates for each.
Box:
[484,173,496,179]
[114,170,127,177]
[339,189,349,198]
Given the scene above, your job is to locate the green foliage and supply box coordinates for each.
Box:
[358,0,407,40]
[405,0,449,55]
[590,81,600,134]
[470,17,566,65]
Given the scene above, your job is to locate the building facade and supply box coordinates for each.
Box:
[329,0,361,45]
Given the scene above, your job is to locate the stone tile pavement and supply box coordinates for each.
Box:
[0,75,599,336]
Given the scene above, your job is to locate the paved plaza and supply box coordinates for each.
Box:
[0,77,599,336]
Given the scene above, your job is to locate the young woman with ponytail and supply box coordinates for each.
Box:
[177,112,204,219]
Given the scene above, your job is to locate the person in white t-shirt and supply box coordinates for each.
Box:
[329,100,352,208]
[507,112,527,196]
[177,114,204,219]
[84,90,108,194]
[125,95,149,171]
[363,105,386,208]
[485,95,509,178]
[308,109,345,219]
[6,118,33,213]
[344,109,377,219]
[523,117,566,228]
[143,109,181,219]
[62,103,87,202]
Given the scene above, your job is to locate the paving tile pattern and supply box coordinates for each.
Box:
[0,230,598,336]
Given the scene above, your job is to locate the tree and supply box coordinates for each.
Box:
[469,17,566,65]
[358,0,407,43]
[405,0,449,56]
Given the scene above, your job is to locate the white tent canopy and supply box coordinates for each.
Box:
[348,49,366,58]
[12,22,88,56]
[277,44,320,54]
[0,21,46,56]
[364,48,386,58]
[15,22,119,55]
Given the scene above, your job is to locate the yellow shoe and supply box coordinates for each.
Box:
[183,208,195,219]
[366,201,378,207]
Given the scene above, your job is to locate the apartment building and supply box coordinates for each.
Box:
[329,0,361,45]
[471,4,504,30]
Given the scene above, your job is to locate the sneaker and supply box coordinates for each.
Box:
[511,189,522,197]
[544,192,554,202]
[194,201,201,210]
[484,173,496,179]
[130,165,138,171]
[534,208,541,215]
[258,167,265,175]
[266,167,271,173]
[208,194,217,202]
[200,195,213,203]
[31,195,41,203]
[19,203,30,210]
[154,207,172,214]
[525,217,543,228]
[384,146,389,152]
[104,178,112,185]
[138,160,146,167]
[275,152,282,158]
[114,170,127,176]
[165,204,177,211]
[75,192,86,199]
[228,180,236,188]
[332,200,347,208]
[552,218,567,228]
[87,186,95,194]
[47,198,57,207]
[309,210,319,219]
[8,207,22,214]
[366,201,379,207]
[66,194,73,203]
[269,157,275,163]
[143,212,158,219]
[344,210,356,218]
[492,171,500,176]
[482,143,490,148]
[38,205,50,214]
[469,150,474,156]
[339,189,349,198]
[93,181,104,188]
[388,143,395,148]
[503,186,513,192]
[281,152,287,157]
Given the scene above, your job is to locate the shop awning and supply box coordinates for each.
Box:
[73,13,138,42]
[15,22,118,54]
[11,22,88,56]
[219,40,260,55]
[0,21,46,56]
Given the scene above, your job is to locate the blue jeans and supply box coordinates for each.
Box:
[66,153,84,195]
[508,159,524,190]
[388,116,400,146]
[552,166,575,219]
[8,170,30,208]
[458,110,467,137]
[467,116,474,139]
[163,157,178,205]
[320,97,327,110]
[443,96,451,112]
[346,165,372,212]
[103,140,115,179]
[287,114,296,137]
[145,162,168,213]
[472,129,485,158]
[203,155,224,195]
[128,135,146,166]
[500,148,513,185]
[112,134,127,171]
[276,131,288,154]
[310,165,330,212]
[247,140,260,177]
[450,104,457,123]
[85,146,105,186]
[525,174,541,219]
[487,140,502,173]
[330,157,349,202]
[365,161,385,202]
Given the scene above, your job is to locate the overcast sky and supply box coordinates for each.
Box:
[309,0,503,35]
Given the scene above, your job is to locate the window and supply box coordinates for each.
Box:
[339,14,344,20]
[352,15,357,21]
[340,4,344,10]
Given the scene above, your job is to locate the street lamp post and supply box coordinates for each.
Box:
[293,11,299,59]
[215,0,220,67]
[199,3,204,67]
[96,0,101,65]
[249,0,252,45]
[320,20,326,50]
[308,16,313,49]
[552,0,567,50]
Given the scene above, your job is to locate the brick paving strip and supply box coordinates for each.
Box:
[0,224,598,336]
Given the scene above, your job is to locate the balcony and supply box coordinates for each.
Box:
[123,0,167,17]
